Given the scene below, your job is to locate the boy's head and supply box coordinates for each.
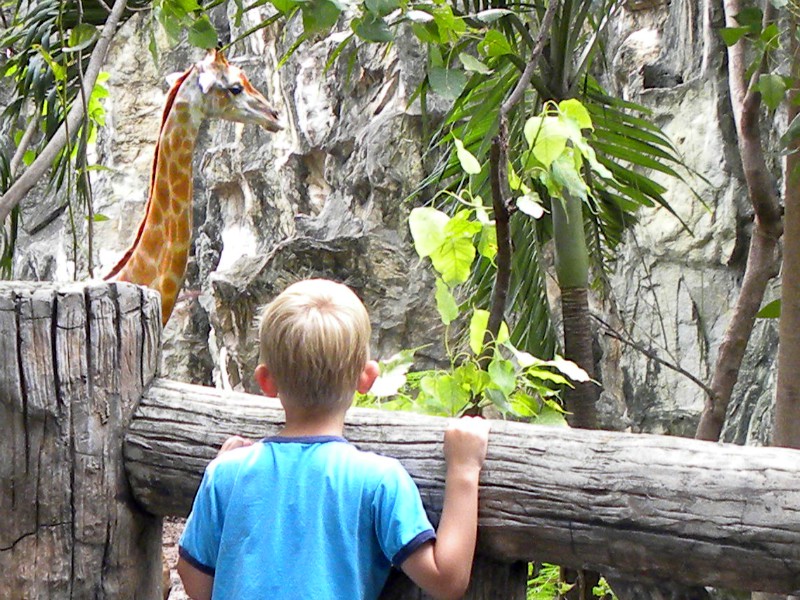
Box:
[256,279,374,411]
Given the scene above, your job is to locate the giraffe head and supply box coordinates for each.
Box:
[189,48,282,132]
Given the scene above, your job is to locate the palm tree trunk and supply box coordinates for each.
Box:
[561,287,597,430]
[552,192,597,430]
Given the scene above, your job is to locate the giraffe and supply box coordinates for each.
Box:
[105,48,281,325]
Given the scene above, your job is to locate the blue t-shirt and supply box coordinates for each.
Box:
[179,435,435,599]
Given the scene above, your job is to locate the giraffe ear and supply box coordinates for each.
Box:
[197,71,217,94]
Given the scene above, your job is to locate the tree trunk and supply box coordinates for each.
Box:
[560,287,598,430]
[552,192,597,430]
[0,282,163,599]
[696,0,783,441]
[125,378,800,595]
[774,16,800,449]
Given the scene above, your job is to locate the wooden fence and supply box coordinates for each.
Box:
[2,282,800,599]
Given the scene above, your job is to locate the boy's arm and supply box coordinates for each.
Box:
[401,416,490,600]
[177,557,213,600]
[178,436,246,600]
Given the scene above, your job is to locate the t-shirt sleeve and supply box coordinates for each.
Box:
[372,459,436,567]
[178,462,225,576]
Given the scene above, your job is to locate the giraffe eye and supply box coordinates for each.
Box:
[228,83,244,95]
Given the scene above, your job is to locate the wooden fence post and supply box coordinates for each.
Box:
[0,281,162,599]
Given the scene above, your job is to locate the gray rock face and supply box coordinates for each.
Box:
[9,0,784,446]
[602,0,782,443]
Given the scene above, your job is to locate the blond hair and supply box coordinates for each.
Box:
[258,279,371,410]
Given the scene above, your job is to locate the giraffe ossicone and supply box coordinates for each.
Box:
[105,49,281,326]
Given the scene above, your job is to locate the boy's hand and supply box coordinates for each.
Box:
[218,435,253,456]
[443,416,490,473]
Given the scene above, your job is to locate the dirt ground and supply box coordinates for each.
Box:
[163,517,188,600]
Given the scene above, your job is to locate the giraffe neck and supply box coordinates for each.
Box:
[106,72,204,325]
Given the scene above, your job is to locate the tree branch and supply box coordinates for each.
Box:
[0,0,129,225]
[8,113,40,179]
[695,0,783,441]
[594,314,715,399]
[479,122,511,368]
[479,0,560,365]
[500,0,559,119]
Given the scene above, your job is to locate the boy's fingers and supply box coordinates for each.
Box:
[448,416,491,437]
[218,435,254,456]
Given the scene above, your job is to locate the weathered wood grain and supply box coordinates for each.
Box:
[0,282,162,599]
[125,379,800,595]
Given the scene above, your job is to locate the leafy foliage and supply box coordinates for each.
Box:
[358,134,596,421]
[527,563,618,600]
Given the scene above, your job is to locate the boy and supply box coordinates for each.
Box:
[177,279,490,600]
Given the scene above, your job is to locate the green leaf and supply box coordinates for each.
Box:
[89,213,110,222]
[478,30,512,58]
[488,357,516,396]
[454,362,490,396]
[757,298,781,318]
[459,52,492,75]
[781,113,800,148]
[428,373,471,416]
[272,0,300,13]
[735,6,763,27]
[188,15,218,48]
[365,0,399,17]
[430,236,475,285]
[34,46,66,81]
[559,99,592,130]
[444,210,482,238]
[435,278,459,325]
[757,74,786,111]
[66,24,98,52]
[719,26,749,46]
[453,137,481,174]
[533,405,569,427]
[353,14,393,42]
[516,193,545,219]
[302,0,341,34]
[477,223,497,259]
[760,23,780,50]
[551,152,589,201]
[429,66,467,100]
[469,309,509,354]
[409,207,448,257]
[524,116,569,167]
[484,387,512,413]
[430,4,465,42]
[469,309,490,355]
[175,0,202,11]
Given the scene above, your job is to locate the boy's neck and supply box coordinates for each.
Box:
[279,405,347,438]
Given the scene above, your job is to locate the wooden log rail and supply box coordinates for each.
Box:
[3,282,800,598]
[125,379,800,596]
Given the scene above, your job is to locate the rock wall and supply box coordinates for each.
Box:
[603,0,782,443]
[10,0,784,442]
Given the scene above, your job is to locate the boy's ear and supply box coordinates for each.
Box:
[254,364,279,398]
[357,360,380,394]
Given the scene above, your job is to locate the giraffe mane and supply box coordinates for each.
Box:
[104,67,194,281]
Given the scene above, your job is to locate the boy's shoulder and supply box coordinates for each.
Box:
[206,437,412,489]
